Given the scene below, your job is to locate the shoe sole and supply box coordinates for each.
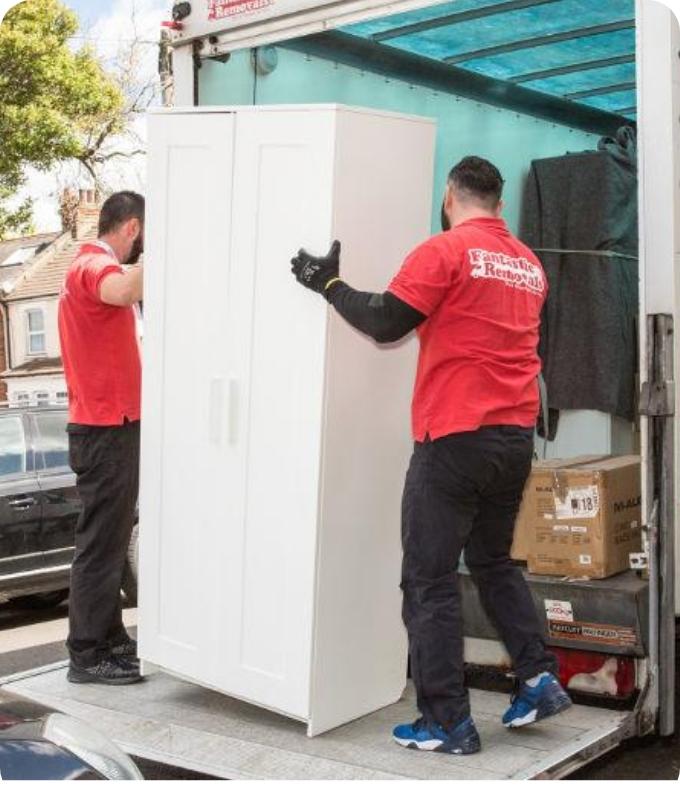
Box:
[393,736,481,755]
[504,692,573,729]
[67,670,144,686]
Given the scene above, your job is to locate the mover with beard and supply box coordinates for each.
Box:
[291,157,570,754]
[58,191,145,685]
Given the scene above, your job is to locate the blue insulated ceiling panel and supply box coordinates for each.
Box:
[343,0,636,119]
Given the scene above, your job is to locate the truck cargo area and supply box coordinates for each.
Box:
[3,0,667,782]
[0,663,632,780]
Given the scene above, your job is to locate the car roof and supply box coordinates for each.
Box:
[0,406,67,416]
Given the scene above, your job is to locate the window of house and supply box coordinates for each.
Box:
[13,392,29,408]
[0,416,27,476]
[1,246,37,268]
[26,309,46,355]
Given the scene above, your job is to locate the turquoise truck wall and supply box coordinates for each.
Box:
[199,47,599,234]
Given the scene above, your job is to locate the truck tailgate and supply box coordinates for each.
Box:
[1,663,630,780]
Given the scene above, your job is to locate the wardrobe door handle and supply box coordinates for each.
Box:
[209,377,238,445]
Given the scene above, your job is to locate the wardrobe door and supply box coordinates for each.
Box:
[140,112,241,688]
[218,108,335,718]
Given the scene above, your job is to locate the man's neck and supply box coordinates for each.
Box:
[96,236,122,263]
[453,209,501,227]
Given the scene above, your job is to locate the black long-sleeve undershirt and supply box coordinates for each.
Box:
[325,281,426,343]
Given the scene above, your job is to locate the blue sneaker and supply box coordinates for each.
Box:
[502,672,572,728]
[392,716,481,754]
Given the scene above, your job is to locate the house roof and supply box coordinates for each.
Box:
[1,356,63,378]
[4,221,100,302]
[0,232,62,293]
[0,232,61,267]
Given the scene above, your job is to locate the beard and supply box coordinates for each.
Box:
[124,233,144,265]
[440,201,451,232]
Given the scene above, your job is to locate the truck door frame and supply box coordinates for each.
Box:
[168,0,679,737]
[637,0,679,738]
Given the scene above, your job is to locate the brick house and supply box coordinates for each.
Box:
[1,190,102,406]
[0,231,62,402]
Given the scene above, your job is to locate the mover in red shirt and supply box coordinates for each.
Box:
[291,157,570,754]
[58,191,145,686]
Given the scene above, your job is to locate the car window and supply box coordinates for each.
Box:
[33,412,69,470]
[0,416,27,476]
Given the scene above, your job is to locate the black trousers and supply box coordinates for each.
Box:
[401,425,557,730]
[67,421,140,667]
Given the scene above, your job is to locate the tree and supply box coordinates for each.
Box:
[0,0,125,239]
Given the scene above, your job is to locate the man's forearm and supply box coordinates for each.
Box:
[99,266,143,307]
[126,266,143,304]
[325,281,425,343]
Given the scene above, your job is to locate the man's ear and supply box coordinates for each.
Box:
[441,186,453,231]
[127,218,141,239]
[496,199,505,216]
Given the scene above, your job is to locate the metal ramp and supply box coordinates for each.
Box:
[1,663,630,779]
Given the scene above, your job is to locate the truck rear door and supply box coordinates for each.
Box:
[636,0,680,737]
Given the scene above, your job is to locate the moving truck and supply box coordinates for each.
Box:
[3,0,679,780]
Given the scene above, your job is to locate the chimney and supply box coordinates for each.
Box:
[74,189,101,241]
[60,189,101,240]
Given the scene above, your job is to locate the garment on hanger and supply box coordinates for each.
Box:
[520,126,638,422]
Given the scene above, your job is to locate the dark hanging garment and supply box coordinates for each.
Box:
[520,126,638,422]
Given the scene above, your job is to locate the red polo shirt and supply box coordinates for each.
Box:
[58,243,141,425]
[388,217,547,442]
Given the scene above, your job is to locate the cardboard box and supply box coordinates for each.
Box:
[511,455,606,561]
[514,455,642,579]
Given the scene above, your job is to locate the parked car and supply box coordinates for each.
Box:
[0,687,143,779]
[0,406,138,609]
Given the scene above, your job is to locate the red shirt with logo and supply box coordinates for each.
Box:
[388,217,547,442]
[58,243,141,425]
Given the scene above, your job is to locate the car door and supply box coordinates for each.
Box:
[31,410,79,569]
[0,413,43,580]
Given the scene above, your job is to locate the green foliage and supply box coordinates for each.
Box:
[0,0,125,239]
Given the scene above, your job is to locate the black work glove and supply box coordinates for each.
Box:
[291,240,341,297]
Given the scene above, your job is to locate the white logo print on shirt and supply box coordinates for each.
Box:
[468,248,545,295]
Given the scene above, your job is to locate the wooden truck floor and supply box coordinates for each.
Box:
[0,662,631,779]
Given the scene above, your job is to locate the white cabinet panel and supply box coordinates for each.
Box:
[140,113,238,690]
[140,105,436,733]
[222,110,336,717]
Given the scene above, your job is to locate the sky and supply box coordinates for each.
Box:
[18,0,170,232]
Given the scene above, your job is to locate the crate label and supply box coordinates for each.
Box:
[571,526,587,533]
[548,620,638,648]
[555,485,600,519]
[544,599,574,622]
[579,554,592,565]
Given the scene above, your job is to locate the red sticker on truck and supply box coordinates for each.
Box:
[208,0,273,20]
[547,620,638,647]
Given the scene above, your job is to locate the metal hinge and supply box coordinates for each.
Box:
[639,379,675,417]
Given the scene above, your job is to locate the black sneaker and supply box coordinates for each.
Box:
[111,639,138,662]
[67,656,144,686]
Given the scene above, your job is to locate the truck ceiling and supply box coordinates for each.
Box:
[340,0,636,120]
[182,0,637,125]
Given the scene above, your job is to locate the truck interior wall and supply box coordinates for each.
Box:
[198,48,600,234]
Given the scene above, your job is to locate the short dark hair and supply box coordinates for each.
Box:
[448,156,504,210]
[98,191,145,236]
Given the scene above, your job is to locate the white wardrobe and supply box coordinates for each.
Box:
[139,105,435,735]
